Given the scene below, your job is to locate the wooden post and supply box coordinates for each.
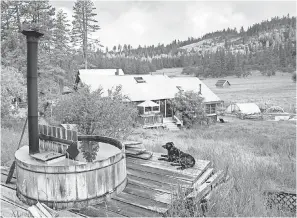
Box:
[164,99,167,117]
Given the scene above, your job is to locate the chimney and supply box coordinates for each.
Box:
[115,68,119,75]
[22,29,44,155]
[199,84,202,94]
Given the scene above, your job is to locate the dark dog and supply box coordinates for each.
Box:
[158,142,195,170]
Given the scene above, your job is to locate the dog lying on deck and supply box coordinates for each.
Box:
[158,142,195,170]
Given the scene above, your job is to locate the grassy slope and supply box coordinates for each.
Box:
[128,119,296,216]
[154,68,296,112]
[1,70,295,216]
[202,71,296,112]
[128,70,296,216]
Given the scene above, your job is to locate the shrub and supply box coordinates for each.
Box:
[169,91,207,128]
[51,85,138,139]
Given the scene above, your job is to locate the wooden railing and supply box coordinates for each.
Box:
[38,124,78,155]
[173,115,183,127]
[138,114,163,126]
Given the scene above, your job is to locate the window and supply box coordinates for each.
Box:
[153,106,159,112]
[134,77,146,83]
[205,104,216,114]
[145,107,152,112]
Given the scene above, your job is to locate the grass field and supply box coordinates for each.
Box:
[1,68,296,216]
[154,68,296,113]
[140,68,296,216]
[202,71,296,113]
[127,118,296,216]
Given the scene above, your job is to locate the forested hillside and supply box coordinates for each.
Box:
[104,14,296,77]
[1,0,296,117]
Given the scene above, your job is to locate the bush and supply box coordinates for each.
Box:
[169,91,208,128]
[51,85,138,139]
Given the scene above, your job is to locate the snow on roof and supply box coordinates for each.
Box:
[170,77,221,102]
[78,71,221,103]
[78,69,125,77]
[79,74,176,101]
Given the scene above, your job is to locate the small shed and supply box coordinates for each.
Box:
[225,103,261,115]
[215,80,231,88]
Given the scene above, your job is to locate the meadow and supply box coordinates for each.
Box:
[154,68,296,113]
[1,69,296,216]
[202,71,296,113]
[127,119,296,216]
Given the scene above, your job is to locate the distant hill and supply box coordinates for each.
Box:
[94,15,296,77]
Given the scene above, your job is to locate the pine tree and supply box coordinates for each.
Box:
[72,0,100,69]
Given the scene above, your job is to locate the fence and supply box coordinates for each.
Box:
[264,190,296,213]
[38,124,78,156]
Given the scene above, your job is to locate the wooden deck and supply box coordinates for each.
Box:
[1,153,225,217]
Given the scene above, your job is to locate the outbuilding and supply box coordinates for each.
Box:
[215,79,231,88]
[225,103,261,115]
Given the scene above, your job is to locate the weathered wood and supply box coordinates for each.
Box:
[39,134,77,147]
[127,174,179,193]
[126,161,197,184]
[1,185,30,209]
[186,170,225,200]
[96,199,161,217]
[36,201,52,218]
[127,154,211,181]
[193,168,214,190]
[126,167,192,187]
[123,183,173,204]
[1,180,83,217]
[77,205,126,217]
[152,153,211,172]
[15,144,127,210]
[1,199,30,217]
[113,191,169,214]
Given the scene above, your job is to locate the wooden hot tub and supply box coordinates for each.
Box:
[15,135,127,209]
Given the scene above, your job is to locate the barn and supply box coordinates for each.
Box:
[215,79,231,88]
[75,70,223,129]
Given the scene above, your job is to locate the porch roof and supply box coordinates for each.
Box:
[137,100,159,107]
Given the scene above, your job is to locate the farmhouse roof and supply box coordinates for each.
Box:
[170,77,222,102]
[79,74,177,101]
[78,72,221,103]
[78,68,125,77]
[215,79,230,87]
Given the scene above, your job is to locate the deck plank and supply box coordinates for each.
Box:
[127,154,210,182]
[187,170,225,200]
[77,205,127,217]
[128,174,179,193]
[127,167,192,187]
[123,183,173,204]
[113,191,169,214]
[95,199,161,217]
[1,199,30,217]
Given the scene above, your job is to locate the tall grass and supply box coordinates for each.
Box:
[1,117,295,216]
[1,118,28,166]
[128,119,296,216]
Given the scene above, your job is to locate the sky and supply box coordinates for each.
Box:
[50,0,297,49]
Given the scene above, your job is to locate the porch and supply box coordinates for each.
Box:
[136,100,174,129]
